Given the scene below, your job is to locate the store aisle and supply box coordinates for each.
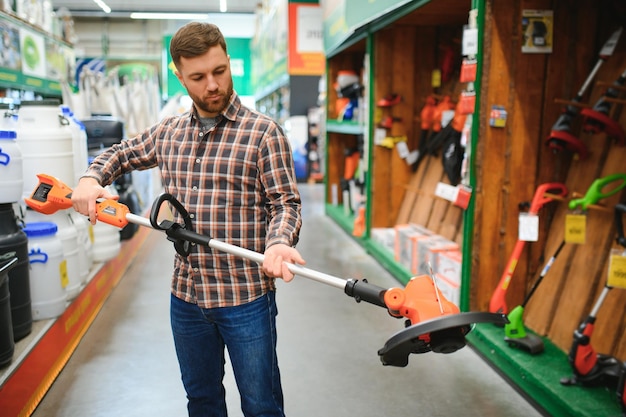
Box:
[32,184,545,417]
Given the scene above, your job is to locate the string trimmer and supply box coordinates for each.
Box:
[560,203,626,390]
[546,27,622,159]
[504,174,626,354]
[489,182,568,315]
[580,67,626,145]
[24,173,507,367]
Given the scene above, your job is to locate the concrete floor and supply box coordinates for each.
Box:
[32,183,546,417]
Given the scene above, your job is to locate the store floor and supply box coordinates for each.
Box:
[32,183,545,417]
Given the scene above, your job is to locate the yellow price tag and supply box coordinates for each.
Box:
[607,250,626,289]
[431,69,441,88]
[59,259,69,289]
[564,214,586,244]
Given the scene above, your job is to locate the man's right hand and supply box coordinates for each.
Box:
[71,176,118,225]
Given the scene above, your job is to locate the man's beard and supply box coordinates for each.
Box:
[192,82,233,115]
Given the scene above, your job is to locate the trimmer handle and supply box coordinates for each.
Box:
[569,173,626,211]
[616,203,626,248]
[529,182,568,214]
[149,193,200,256]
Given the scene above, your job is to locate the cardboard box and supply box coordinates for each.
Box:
[394,224,432,270]
[416,234,459,275]
[370,227,396,254]
[437,249,463,285]
[435,273,461,307]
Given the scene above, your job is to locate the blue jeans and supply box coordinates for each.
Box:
[170,292,285,417]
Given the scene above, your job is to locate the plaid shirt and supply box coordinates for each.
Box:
[85,92,302,308]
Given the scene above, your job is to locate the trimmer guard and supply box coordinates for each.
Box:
[378,312,508,367]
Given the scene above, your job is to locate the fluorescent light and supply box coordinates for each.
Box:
[130,12,209,20]
[93,0,111,13]
[220,0,227,13]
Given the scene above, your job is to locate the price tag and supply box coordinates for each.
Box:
[59,259,69,289]
[607,250,626,289]
[519,213,539,242]
[564,214,586,244]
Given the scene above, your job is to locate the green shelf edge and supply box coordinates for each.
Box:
[467,324,622,417]
[324,206,622,417]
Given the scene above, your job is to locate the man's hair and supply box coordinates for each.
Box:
[169,22,228,69]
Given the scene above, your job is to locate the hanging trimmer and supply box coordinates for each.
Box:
[581,67,626,145]
[24,174,508,367]
[546,27,623,158]
[503,174,626,354]
[489,182,568,315]
[560,203,626,397]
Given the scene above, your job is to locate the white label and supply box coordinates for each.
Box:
[519,213,539,242]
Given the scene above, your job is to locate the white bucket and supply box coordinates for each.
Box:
[0,130,23,204]
[91,185,121,263]
[16,100,74,200]
[60,106,89,184]
[91,222,121,263]
[24,222,66,320]
[25,210,82,300]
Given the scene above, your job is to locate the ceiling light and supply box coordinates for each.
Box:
[220,0,227,13]
[130,12,210,20]
[93,0,111,13]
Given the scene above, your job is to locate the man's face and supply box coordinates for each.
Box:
[175,46,233,118]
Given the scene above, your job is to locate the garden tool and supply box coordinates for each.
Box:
[505,175,625,354]
[489,182,568,315]
[560,203,626,387]
[580,67,626,145]
[24,173,508,368]
[546,27,622,159]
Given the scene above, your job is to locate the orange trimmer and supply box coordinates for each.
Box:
[26,173,507,367]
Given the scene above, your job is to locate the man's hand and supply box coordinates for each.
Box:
[263,243,305,282]
[71,176,118,225]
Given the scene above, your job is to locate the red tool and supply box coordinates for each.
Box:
[580,67,626,145]
[546,27,622,158]
[25,173,507,367]
[489,182,568,314]
[560,203,626,388]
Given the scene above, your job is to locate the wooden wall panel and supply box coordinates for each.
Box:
[477,0,626,358]
[472,0,516,310]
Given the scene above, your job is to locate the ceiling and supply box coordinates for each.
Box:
[51,0,261,18]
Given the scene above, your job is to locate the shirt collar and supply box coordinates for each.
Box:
[189,90,240,124]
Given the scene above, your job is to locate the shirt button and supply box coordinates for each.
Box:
[196,158,201,163]
[189,213,195,219]
[192,185,198,191]
[193,267,199,272]
[199,132,204,137]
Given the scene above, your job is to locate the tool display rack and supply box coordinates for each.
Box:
[322,0,626,416]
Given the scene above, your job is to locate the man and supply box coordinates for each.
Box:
[71,21,304,417]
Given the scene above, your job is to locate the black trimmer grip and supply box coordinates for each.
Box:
[344,279,387,308]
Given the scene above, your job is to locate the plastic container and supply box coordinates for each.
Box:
[0,130,23,204]
[24,222,66,320]
[91,185,121,263]
[0,203,32,341]
[60,105,89,184]
[25,210,81,300]
[16,99,74,200]
[0,257,17,367]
